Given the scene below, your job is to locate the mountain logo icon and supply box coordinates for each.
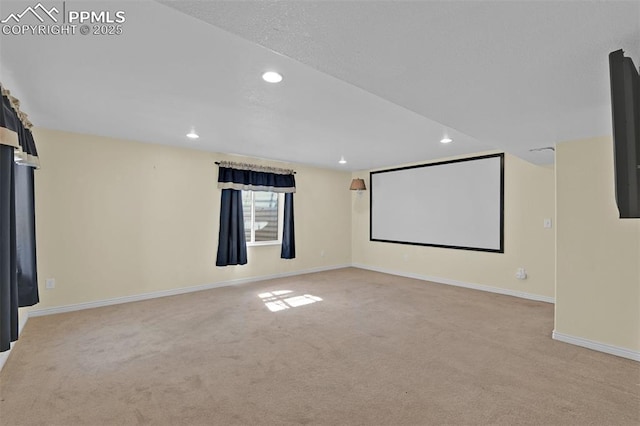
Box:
[1,3,59,24]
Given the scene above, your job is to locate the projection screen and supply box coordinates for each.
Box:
[370,153,504,252]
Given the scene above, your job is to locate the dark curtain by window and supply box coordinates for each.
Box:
[1,84,40,352]
[216,162,296,266]
[216,189,248,266]
[0,145,18,352]
[15,163,38,307]
[281,193,295,259]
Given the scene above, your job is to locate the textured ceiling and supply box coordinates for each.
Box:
[160,0,640,165]
[1,0,639,170]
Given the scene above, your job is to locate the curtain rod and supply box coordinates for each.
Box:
[215,161,296,174]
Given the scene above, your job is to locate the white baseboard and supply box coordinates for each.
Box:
[351,263,555,304]
[552,330,640,362]
[28,264,351,318]
[0,309,30,373]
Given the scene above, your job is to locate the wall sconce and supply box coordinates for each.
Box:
[350,178,366,195]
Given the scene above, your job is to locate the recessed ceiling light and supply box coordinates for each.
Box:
[339,156,347,164]
[186,131,199,139]
[440,137,453,144]
[262,71,283,83]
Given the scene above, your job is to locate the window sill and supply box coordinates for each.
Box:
[247,241,282,247]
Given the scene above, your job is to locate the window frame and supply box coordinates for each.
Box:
[243,191,284,247]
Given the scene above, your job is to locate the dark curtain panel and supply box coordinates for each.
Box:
[216,189,247,266]
[0,85,40,352]
[281,193,296,259]
[0,145,18,352]
[14,163,38,307]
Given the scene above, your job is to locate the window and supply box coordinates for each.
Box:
[242,191,284,245]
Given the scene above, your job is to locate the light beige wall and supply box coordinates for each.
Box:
[32,128,352,309]
[555,137,640,351]
[352,153,555,299]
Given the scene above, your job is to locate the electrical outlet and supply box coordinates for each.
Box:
[515,268,527,280]
[45,278,55,289]
[544,218,552,228]
[320,250,325,257]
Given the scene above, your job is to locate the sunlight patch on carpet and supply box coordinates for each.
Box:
[258,290,323,312]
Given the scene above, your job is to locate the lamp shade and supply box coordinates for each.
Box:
[349,178,366,191]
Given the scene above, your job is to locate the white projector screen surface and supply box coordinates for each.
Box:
[370,154,504,252]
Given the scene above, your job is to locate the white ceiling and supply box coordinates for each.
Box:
[1,0,639,171]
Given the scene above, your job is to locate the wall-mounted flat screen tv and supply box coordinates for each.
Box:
[609,49,640,218]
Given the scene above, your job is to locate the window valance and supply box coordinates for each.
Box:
[217,161,296,193]
[0,84,40,168]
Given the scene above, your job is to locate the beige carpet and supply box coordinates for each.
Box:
[1,268,638,425]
